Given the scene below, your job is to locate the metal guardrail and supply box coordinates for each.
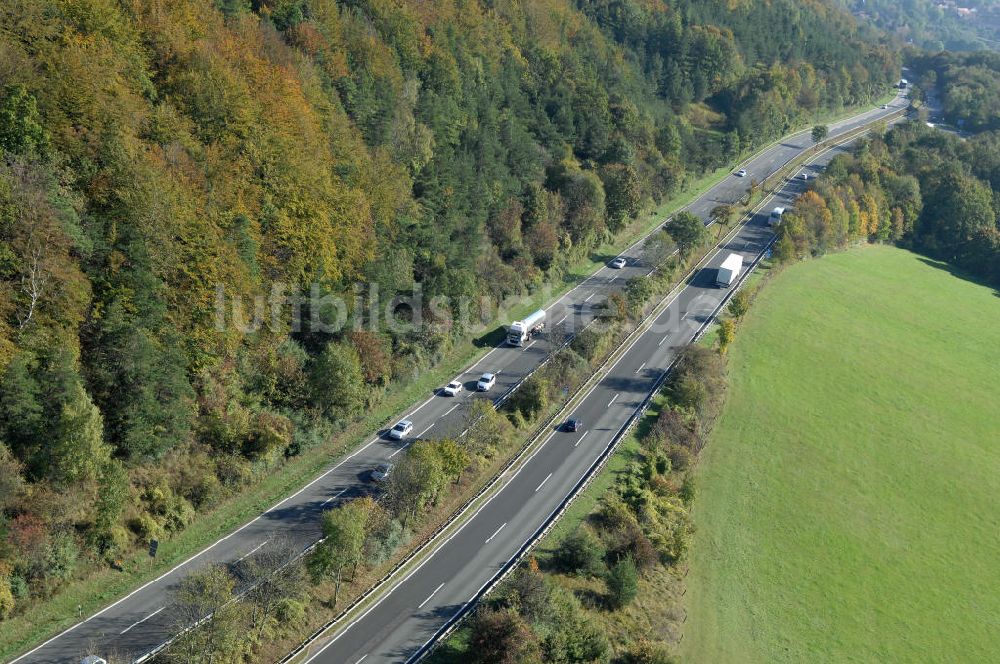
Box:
[138,104,903,664]
[276,131,834,664]
[409,206,783,664]
[406,112,901,659]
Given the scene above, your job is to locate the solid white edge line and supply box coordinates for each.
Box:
[321,488,348,506]
[119,607,165,636]
[297,105,901,664]
[418,583,445,610]
[13,98,902,664]
[235,540,269,563]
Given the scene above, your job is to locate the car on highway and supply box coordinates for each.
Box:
[735,168,747,177]
[565,418,582,432]
[798,172,810,181]
[442,380,463,396]
[610,256,627,269]
[477,372,496,391]
[881,104,888,109]
[388,419,413,440]
[370,463,393,482]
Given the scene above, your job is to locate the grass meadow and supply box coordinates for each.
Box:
[683,246,1000,662]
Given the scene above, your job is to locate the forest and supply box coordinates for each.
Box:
[0,0,897,625]
[907,49,1000,132]
[774,121,1000,287]
[839,0,1000,53]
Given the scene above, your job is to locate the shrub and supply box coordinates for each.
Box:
[43,531,79,583]
[666,444,693,471]
[555,528,606,577]
[128,513,162,540]
[506,376,549,424]
[467,606,540,664]
[214,453,252,488]
[623,639,677,664]
[244,410,293,461]
[0,577,13,620]
[8,574,27,599]
[570,327,605,363]
[366,518,410,566]
[274,597,306,624]
[606,556,639,609]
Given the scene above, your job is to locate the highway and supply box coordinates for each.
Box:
[292,95,909,664]
[8,91,905,664]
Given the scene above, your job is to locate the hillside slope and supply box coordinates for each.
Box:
[0,0,896,632]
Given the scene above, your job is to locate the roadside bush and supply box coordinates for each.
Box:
[506,376,549,424]
[466,606,541,664]
[496,564,550,623]
[274,597,306,625]
[540,587,612,663]
[542,348,589,396]
[555,528,606,577]
[665,443,693,471]
[606,556,639,609]
[42,531,79,584]
[623,639,678,664]
[214,453,253,488]
[366,518,410,566]
[667,346,727,423]
[570,327,606,363]
[0,563,15,620]
[0,577,13,620]
[244,410,293,461]
[647,406,701,453]
[624,277,654,317]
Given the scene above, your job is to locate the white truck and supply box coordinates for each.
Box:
[768,206,785,226]
[716,253,743,288]
[507,309,545,346]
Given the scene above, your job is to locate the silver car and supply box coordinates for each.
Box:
[477,373,496,391]
[388,419,413,440]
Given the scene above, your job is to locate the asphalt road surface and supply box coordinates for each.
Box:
[9,91,905,664]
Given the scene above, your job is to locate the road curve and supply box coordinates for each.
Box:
[285,97,909,664]
[7,92,906,664]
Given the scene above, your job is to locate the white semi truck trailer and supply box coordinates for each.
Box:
[716,253,743,288]
[507,309,546,346]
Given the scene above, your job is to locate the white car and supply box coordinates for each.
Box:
[735,169,747,177]
[442,380,463,396]
[610,257,627,269]
[881,104,888,109]
[477,373,496,392]
[798,172,810,181]
[388,419,413,440]
[371,463,393,482]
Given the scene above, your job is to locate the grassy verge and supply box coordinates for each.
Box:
[683,246,1000,662]
[0,90,897,661]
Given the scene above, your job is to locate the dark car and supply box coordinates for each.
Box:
[565,418,582,432]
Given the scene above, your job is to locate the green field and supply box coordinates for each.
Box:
[683,246,1000,663]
